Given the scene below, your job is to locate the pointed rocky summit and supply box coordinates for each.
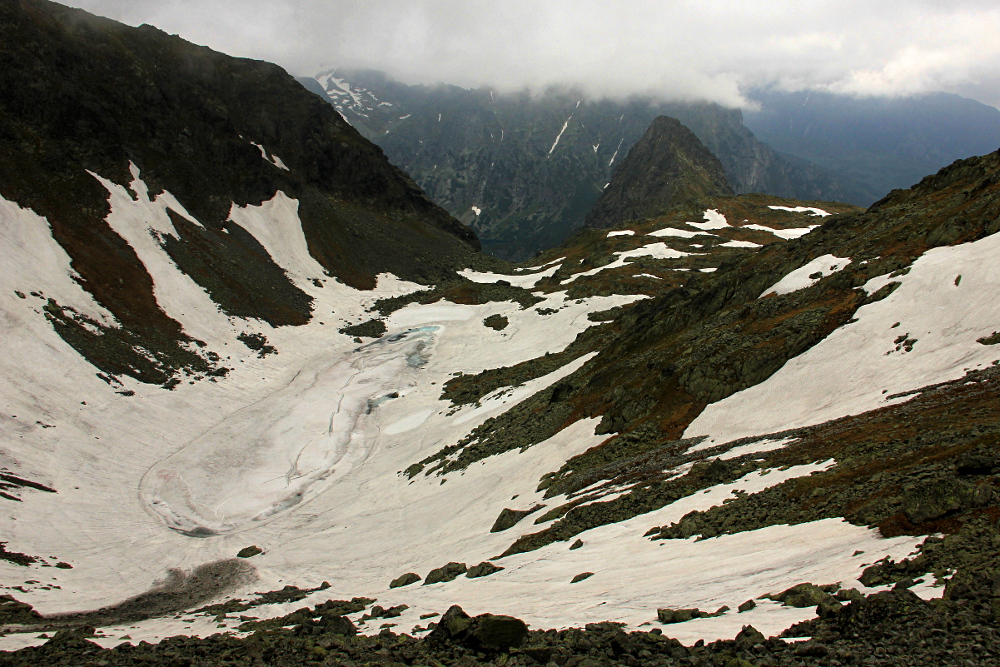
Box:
[585,116,733,229]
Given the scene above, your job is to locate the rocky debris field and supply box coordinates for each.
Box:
[4,551,1000,667]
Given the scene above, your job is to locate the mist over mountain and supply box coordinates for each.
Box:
[301,70,870,260]
[744,89,1000,202]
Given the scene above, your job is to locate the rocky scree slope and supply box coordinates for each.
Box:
[583,116,734,229]
[301,69,869,260]
[0,0,490,387]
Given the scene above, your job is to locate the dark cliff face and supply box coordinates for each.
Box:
[302,70,871,260]
[583,116,734,229]
[0,0,485,386]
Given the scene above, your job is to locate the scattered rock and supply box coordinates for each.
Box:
[361,604,409,622]
[466,561,504,579]
[483,314,509,330]
[569,539,584,550]
[657,608,699,624]
[0,594,43,625]
[734,624,766,648]
[471,614,530,651]
[428,605,528,651]
[236,545,262,558]
[389,572,421,588]
[657,606,729,623]
[570,572,594,583]
[902,478,976,524]
[490,505,544,533]
[423,562,468,585]
[768,582,838,608]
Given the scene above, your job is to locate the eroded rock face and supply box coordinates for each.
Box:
[584,116,734,229]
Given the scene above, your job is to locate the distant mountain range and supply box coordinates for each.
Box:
[300,72,1000,261]
[743,89,1000,202]
[299,70,869,260]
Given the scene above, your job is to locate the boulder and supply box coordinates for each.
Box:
[902,478,977,524]
[770,583,834,608]
[471,614,530,651]
[734,624,766,648]
[467,561,504,579]
[657,608,698,624]
[428,605,528,651]
[389,572,421,588]
[424,562,468,585]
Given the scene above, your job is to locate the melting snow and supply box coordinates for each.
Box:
[744,223,819,240]
[458,265,559,288]
[648,227,710,239]
[768,206,832,217]
[142,327,441,535]
[471,206,482,216]
[719,240,762,249]
[687,209,730,231]
[689,230,1000,444]
[608,138,624,166]
[607,230,635,237]
[548,115,573,156]
[562,244,694,284]
[761,255,851,298]
[228,192,327,289]
[249,141,289,171]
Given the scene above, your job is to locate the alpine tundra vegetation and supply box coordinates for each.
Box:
[2,1,1000,666]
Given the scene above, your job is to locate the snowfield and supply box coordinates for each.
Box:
[0,174,953,649]
[690,230,1000,445]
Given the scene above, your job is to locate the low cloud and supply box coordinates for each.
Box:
[64,0,1000,108]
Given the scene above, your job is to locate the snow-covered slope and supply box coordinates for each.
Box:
[6,152,995,650]
[4,3,1000,663]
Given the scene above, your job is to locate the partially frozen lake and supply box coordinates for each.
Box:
[139,326,439,536]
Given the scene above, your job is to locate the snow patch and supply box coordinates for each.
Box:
[648,227,710,239]
[744,224,819,240]
[562,244,694,284]
[761,255,851,298]
[768,206,831,217]
[458,265,559,289]
[687,209,730,231]
[548,115,573,156]
[228,192,327,289]
[689,230,1000,444]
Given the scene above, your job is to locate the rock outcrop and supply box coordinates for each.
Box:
[584,116,733,228]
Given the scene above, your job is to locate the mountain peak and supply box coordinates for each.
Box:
[584,116,733,229]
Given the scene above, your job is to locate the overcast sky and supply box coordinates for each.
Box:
[64,0,1000,109]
